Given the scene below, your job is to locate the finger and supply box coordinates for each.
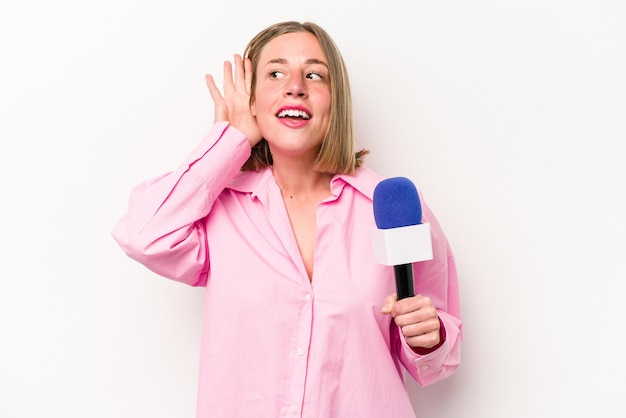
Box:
[398,316,440,338]
[393,305,438,328]
[244,57,253,96]
[233,54,246,91]
[391,294,433,317]
[404,329,441,349]
[222,60,235,94]
[205,74,222,101]
[380,293,398,315]
[205,73,229,122]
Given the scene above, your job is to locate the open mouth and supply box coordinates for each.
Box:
[276,109,311,120]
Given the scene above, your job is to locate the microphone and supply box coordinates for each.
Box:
[371,177,433,300]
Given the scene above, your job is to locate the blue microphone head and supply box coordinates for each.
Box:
[373,177,422,229]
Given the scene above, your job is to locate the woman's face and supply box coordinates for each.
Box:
[251,31,331,161]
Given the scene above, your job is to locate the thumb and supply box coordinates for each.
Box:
[381,293,398,315]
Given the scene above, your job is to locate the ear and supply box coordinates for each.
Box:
[250,98,257,117]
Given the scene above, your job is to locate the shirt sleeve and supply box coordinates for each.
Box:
[111,122,251,286]
[394,201,463,386]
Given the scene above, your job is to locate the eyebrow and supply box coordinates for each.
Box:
[264,58,329,68]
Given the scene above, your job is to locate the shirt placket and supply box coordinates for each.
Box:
[281,285,314,417]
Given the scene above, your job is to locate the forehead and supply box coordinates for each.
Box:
[259,32,327,64]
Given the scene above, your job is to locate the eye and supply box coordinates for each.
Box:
[306,72,324,81]
[269,70,285,79]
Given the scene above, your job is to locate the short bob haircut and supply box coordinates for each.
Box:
[241,21,368,175]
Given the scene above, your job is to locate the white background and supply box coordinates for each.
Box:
[1,1,625,417]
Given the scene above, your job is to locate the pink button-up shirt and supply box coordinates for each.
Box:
[112,122,462,418]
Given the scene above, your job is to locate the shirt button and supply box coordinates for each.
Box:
[306,293,311,300]
[289,404,297,414]
[421,365,430,370]
[296,347,305,356]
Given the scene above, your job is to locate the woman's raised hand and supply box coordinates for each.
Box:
[205,54,262,146]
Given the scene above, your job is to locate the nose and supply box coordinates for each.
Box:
[285,76,307,98]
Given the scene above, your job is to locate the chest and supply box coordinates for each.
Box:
[282,195,324,282]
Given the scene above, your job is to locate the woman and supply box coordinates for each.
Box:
[113,21,462,418]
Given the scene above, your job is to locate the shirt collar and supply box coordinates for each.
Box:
[226,166,381,202]
[330,166,380,201]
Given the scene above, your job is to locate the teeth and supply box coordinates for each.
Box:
[277,109,310,119]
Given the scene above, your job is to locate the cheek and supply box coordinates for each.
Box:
[251,94,276,120]
[312,86,332,111]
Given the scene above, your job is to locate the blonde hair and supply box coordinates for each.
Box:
[241,21,368,174]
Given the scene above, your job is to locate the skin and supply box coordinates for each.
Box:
[251,32,332,165]
[204,32,441,351]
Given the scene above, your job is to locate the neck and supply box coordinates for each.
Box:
[271,161,332,200]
